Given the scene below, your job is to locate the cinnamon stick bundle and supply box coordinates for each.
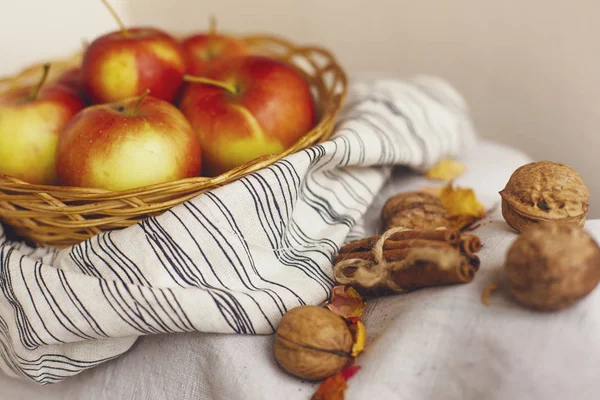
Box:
[333,227,482,294]
[334,246,477,293]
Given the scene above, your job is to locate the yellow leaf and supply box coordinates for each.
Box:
[439,183,485,230]
[326,286,366,319]
[448,215,480,231]
[439,184,485,217]
[425,159,466,181]
[348,320,367,358]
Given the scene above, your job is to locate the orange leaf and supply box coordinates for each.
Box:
[311,366,361,400]
[439,183,486,230]
[425,158,466,181]
[326,286,366,319]
[311,374,347,400]
[348,320,367,358]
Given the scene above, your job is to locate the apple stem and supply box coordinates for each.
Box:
[209,15,217,36]
[28,63,51,101]
[102,0,129,37]
[183,75,237,95]
[131,89,150,116]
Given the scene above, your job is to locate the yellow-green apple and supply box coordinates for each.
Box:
[82,0,185,103]
[56,91,202,191]
[0,64,85,184]
[181,18,248,75]
[178,55,315,176]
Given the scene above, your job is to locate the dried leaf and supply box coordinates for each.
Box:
[425,159,466,181]
[340,365,361,380]
[311,374,346,400]
[326,286,366,319]
[481,283,499,306]
[311,365,361,400]
[448,215,481,231]
[440,184,485,217]
[348,320,367,358]
[439,183,485,230]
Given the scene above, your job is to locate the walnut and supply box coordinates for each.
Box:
[499,161,589,232]
[505,223,600,310]
[274,306,352,380]
[381,191,449,230]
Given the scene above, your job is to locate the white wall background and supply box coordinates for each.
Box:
[2,0,599,216]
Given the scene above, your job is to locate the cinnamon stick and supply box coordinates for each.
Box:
[466,254,481,270]
[338,237,379,254]
[388,229,460,244]
[336,249,410,263]
[390,257,476,290]
[384,239,456,251]
[335,240,456,263]
[339,238,457,255]
[339,229,460,255]
[459,234,482,256]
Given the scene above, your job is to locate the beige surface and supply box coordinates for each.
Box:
[2,0,599,215]
[5,143,599,400]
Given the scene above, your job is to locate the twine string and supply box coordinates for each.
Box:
[333,226,412,293]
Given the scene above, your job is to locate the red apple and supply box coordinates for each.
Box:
[179,55,315,176]
[0,64,85,184]
[81,1,185,103]
[55,67,81,92]
[56,92,202,191]
[54,66,89,103]
[181,18,248,75]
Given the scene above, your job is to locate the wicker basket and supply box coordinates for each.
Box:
[0,35,347,247]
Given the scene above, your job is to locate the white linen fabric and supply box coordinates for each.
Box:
[7,141,600,400]
[0,76,477,384]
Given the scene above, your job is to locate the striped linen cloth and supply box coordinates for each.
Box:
[0,76,477,384]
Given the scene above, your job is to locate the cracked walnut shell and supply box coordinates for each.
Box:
[274,306,352,380]
[505,223,600,310]
[500,161,589,232]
